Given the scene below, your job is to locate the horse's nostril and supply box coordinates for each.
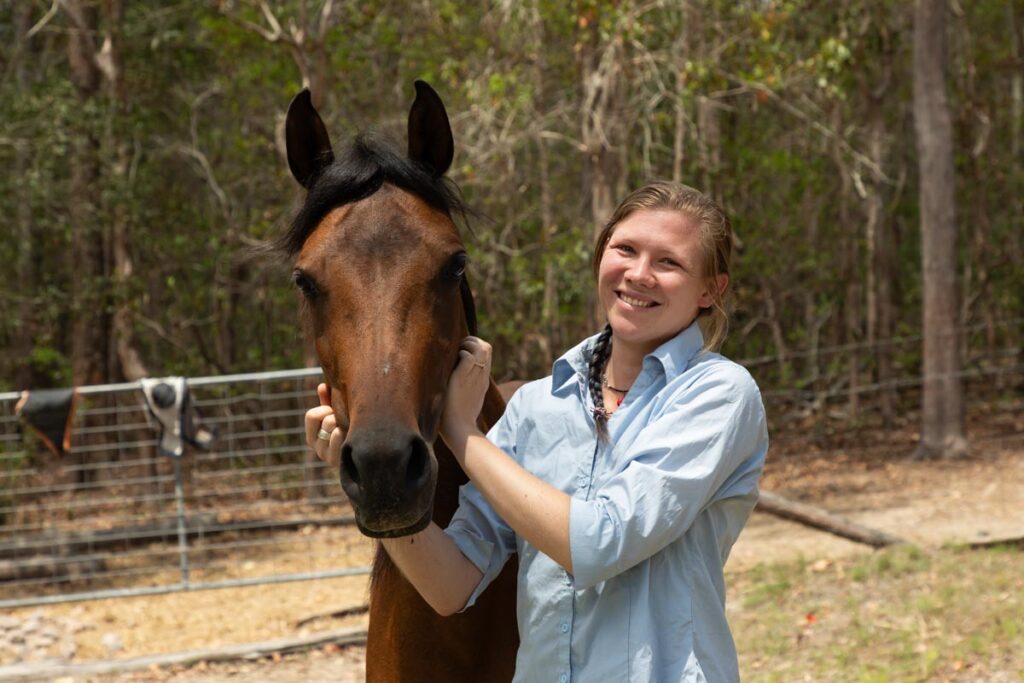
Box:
[341,443,360,486]
[405,438,429,486]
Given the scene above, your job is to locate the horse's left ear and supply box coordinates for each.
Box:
[407,80,454,177]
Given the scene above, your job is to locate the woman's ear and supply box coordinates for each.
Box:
[698,273,730,309]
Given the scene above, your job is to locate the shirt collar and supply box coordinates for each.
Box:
[551,321,705,391]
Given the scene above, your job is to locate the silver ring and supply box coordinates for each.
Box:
[317,428,331,442]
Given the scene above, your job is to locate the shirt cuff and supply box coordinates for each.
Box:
[569,496,617,590]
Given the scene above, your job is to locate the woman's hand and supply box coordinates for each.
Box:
[440,336,491,451]
[304,383,342,466]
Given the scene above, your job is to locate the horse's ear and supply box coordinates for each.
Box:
[286,89,335,189]
[407,80,454,177]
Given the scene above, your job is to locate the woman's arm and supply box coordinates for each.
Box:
[447,429,573,573]
[380,524,484,616]
[442,338,574,574]
[305,383,483,616]
[444,339,768,591]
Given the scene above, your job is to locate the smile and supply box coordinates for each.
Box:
[617,292,658,308]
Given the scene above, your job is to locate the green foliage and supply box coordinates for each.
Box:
[0,0,1019,431]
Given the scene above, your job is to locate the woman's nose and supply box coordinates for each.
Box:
[625,257,656,287]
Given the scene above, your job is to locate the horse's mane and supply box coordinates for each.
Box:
[276,133,470,255]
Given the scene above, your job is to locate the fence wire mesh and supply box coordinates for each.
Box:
[0,369,368,610]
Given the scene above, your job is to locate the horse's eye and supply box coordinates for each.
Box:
[292,270,320,299]
[444,252,467,281]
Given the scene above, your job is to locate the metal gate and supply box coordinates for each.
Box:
[0,369,369,609]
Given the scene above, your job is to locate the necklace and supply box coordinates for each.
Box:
[601,375,631,394]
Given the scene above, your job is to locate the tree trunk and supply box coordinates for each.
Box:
[13,6,37,390]
[578,2,629,329]
[913,0,967,459]
[671,4,692,184]
[105,0,148,384]
[67,0,109,391]
[534,4,557,366]
[65,0,109,486]
[1010,3,1022,160]
[865,76,896,427]
[830,107,860,418]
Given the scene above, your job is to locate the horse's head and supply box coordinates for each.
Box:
[281,82,475,538]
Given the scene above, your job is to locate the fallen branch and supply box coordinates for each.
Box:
[756,490,906,548]
[966,534,1024,550]
[0,626,367,681]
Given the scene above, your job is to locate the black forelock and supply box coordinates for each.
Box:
[276,133,469,255]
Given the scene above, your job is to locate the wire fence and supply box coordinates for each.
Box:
[1,333,1021,611]
[0,368,369,610]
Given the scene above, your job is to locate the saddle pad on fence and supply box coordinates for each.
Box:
[15,388,77,457]
[141,377,215,457]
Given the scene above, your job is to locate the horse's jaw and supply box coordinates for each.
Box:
[355,505,434,538]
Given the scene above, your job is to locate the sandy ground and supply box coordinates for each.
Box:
[4,422,1023,682]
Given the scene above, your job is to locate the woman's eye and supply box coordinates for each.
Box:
[292,271,320,299]
[613,244,634,254]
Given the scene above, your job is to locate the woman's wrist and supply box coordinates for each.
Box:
[442,421,484,461]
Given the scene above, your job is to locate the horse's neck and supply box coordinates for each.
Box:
[431,379,505,526]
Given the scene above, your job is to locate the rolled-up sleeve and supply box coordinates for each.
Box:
[570,366,768,589]
[443,391,521,609]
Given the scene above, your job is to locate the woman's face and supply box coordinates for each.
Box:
[597,208,725,356]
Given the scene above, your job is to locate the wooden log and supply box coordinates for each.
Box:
[966,534,1024,550]
[756,490,906,548]
[0,626,368,681]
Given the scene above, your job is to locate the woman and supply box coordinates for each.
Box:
[308,181,768,682]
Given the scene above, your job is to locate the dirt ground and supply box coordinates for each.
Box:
[4,411,1023,682]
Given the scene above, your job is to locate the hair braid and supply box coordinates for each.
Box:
[587,324,614,442]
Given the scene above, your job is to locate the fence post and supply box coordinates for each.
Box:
[173,456,190,588]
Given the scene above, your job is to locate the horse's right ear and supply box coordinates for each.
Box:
[286,89,334,189]
[407,81,454,177]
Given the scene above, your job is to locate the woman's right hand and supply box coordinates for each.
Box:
[304,383,342,466]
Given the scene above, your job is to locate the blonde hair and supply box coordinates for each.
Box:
[591,180,735,351]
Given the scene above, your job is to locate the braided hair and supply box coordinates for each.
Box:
[587,324,614,442]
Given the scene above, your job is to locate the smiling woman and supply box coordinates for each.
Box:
[309,179,768,682]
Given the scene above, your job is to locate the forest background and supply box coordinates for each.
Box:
[1,0,1021,456]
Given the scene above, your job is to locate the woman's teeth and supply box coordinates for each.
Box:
[619,293,654,308]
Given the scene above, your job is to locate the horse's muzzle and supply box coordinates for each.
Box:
[339,425,437,537]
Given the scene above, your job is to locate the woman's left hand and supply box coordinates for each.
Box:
[440,336,491,449]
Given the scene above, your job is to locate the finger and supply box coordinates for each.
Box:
[460,337,492,363]
[305,405,334,448]
[324,426,343,467]
[460,336,484,354]
[317,383,331,407]
[322,413,337,434]
[455,349,479,374]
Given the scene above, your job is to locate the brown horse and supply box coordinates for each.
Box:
[280,82,518,681]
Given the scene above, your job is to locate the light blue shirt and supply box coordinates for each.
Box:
[445,323,768,682]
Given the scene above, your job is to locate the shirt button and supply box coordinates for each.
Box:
[560,622,569,633]
[559,674,568,683]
